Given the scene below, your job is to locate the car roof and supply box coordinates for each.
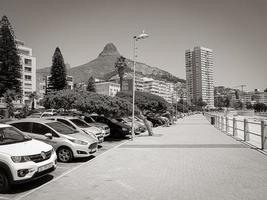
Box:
[45,116,80,120]
[7,118,56,124]
[0,123,11,128]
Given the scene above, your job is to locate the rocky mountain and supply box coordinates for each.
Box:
[37,43,185,84]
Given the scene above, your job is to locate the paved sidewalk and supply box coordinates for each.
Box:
[20,114,267,200]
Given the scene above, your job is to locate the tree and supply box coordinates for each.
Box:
[116,91,171,136]
[245,102,253,110]
[264,88,267,92]
[0,15,22,97]
[115,56,127,90]
[86,76,96,92]
[253,103,266,112]
[3,90,16,117]
[49,47,67,91]
[233,100,243,110]
[28,91,38,110]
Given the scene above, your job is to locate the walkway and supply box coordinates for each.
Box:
[20,114,267,200]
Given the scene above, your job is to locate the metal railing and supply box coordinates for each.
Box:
[205,112,267,150]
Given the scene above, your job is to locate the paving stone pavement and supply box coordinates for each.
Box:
[20,114,267,200]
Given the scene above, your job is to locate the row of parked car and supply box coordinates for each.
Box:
[0,110,151,193]
[0,107,188,193]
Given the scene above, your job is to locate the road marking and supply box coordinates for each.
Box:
[14,140,129,200]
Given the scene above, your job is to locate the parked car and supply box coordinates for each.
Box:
[44,116,104,143]
[146,115,163,127]
[7,119,98,162]
[0,123,57,193]
[90,115,131,138]
[81,115,110,138]
[115,117,146,135]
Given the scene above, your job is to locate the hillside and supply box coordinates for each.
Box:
[37,43,185,84]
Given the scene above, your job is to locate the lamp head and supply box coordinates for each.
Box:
[136,30,149,40]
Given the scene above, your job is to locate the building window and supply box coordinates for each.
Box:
[24,67,32,72]
[24,83,32,86]
[24,75,32,81]
[24,58,32,66]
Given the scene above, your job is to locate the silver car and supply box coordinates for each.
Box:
[7,119,98,162]
[44,116,105,143]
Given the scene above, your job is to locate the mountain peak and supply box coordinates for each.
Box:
[98,43,120,57]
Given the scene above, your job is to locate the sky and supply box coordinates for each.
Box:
[0,0,266,91]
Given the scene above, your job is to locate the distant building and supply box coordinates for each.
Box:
[185,46,214,108]
[253,90,267,105]
[95,82,120,97]
[17,40,37,105]
[36,74,74,99]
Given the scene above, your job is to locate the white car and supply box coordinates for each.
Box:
[0,124,57,193]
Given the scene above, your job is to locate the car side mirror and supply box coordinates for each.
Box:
[44,133,53,139]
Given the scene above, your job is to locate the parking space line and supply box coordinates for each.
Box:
[14,140,129,200]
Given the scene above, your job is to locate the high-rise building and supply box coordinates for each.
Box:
[185,46,214,108]
[17,40,37,105]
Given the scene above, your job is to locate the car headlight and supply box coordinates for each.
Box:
[68,139,88,145]
[11,156,31,163]
[83,130,98,139]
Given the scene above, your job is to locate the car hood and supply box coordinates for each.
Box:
[88,122,108,129]
[64,132,98,143]
[0,139,52,156]
[80,127,101,134]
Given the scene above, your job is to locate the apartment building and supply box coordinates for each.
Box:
[17,40,37,105]
[143,78,174,103]
[185,46,214,108]
[95,82,120,97]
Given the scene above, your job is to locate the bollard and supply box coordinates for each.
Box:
[261,121,267,150]
[233,118,237,136]
[244,119,249,141]
[226,117,229,133]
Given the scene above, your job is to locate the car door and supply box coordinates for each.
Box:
[31,122,59,148]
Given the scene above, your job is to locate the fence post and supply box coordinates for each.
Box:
[244,119,249,141]
[261,121,267,150]
[226,117,229,133]
[233,117,237,136]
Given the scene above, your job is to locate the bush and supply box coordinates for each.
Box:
[41,90,132,117]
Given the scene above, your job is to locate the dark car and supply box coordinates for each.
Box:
[90,115,131,138]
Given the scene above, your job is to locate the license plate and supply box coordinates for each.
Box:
[38,163,53,172]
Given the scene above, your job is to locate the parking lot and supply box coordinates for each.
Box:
[0,138,128,200]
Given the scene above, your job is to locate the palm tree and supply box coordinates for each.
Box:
[115,56,127,91]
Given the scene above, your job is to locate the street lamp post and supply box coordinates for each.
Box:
[131,31,149,140]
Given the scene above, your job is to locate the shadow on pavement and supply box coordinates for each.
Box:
[72,155,95,163]
[8,175,54,194]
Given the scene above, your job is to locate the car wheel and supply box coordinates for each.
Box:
[0,171,9,194]
[57,147,73,162]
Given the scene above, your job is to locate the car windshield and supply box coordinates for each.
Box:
[70,119,90,128]
[0,127,31,145]
[46,122,76,135]
[84,116,95,123]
